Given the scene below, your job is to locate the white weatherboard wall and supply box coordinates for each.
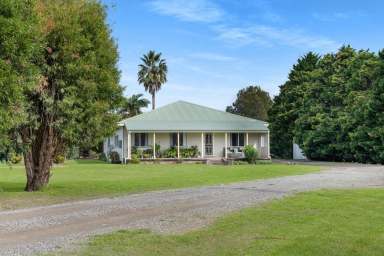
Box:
[185,132,200,148]
[154,133,169,151]
[248,133,260,150]
[103,127,124,160]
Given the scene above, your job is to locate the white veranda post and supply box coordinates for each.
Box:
[224,132,228,159]
[121,129,124,164]
[267,131,270,159]
[127,131,131,160]
[153,132,156,159]
[246,132,249,146]
[201,132,204,158]
[177,132,180,159]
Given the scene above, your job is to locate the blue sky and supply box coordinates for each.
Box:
[104,0,384,110]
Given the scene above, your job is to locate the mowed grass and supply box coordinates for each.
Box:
[0,160,320,210]
[51,189,384,256]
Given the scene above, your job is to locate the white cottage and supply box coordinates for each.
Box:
[104,101,270,162]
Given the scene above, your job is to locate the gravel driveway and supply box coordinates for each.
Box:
[1,164,384,256]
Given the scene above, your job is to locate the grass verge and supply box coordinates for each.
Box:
[50,189,384,256]
[0,160,320,210]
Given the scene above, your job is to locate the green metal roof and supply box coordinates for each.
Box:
[119,101,269,132]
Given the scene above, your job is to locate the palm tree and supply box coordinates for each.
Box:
[138,50,167,110]
[120,94,150,119]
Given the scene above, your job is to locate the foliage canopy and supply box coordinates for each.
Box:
[138,50,167,110]
[119,94,150,119]
[226,85,272,121]
[269,46,384,163]
[0,0,123,190]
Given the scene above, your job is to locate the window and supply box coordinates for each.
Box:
[230,133,245,147]
[205,133,213,145]
[134,133,148,147]
[114,135,119,146]
[231,133,238,147]
[170,133,184,147]
[107,138,111,147]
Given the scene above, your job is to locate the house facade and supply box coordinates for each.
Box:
[103,101,270,162]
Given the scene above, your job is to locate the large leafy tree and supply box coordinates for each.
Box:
[1,0,123,191]
[226,85,272,121]
[138,50,167,110]
[340,49,384,163]
[294,46,380,161]
[119,94,150,119]
[0,0,40,153]
[270,46,382,163]
[268,52,320,158]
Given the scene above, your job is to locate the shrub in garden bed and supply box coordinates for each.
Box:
[163,147,177,158]
[162,146,199,158]
[130,154,140,164]
[54,155,65,164]
[109,151,121,164]
[180,146,199,158]
[244,145,258,164]
[9,152,22,164]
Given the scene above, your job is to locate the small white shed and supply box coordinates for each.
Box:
[293,143,307,160]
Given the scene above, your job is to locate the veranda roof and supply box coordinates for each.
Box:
[119,101,269,132]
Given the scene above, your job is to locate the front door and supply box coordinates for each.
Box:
[205,133,213,156]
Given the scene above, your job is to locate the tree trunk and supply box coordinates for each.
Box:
[152,92,156,110]
[21,120,57,191]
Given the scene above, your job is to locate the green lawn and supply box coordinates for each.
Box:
[0,160,320,210]
[51,189,384,256]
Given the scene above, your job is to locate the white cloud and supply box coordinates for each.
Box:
[214,25,339,51]
[148,0,338,52]
[214,25,270,47]
[149,0,224,22]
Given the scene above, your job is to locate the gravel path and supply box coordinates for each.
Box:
[1,165,384,255]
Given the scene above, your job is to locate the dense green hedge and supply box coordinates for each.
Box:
[269,46,384,163]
